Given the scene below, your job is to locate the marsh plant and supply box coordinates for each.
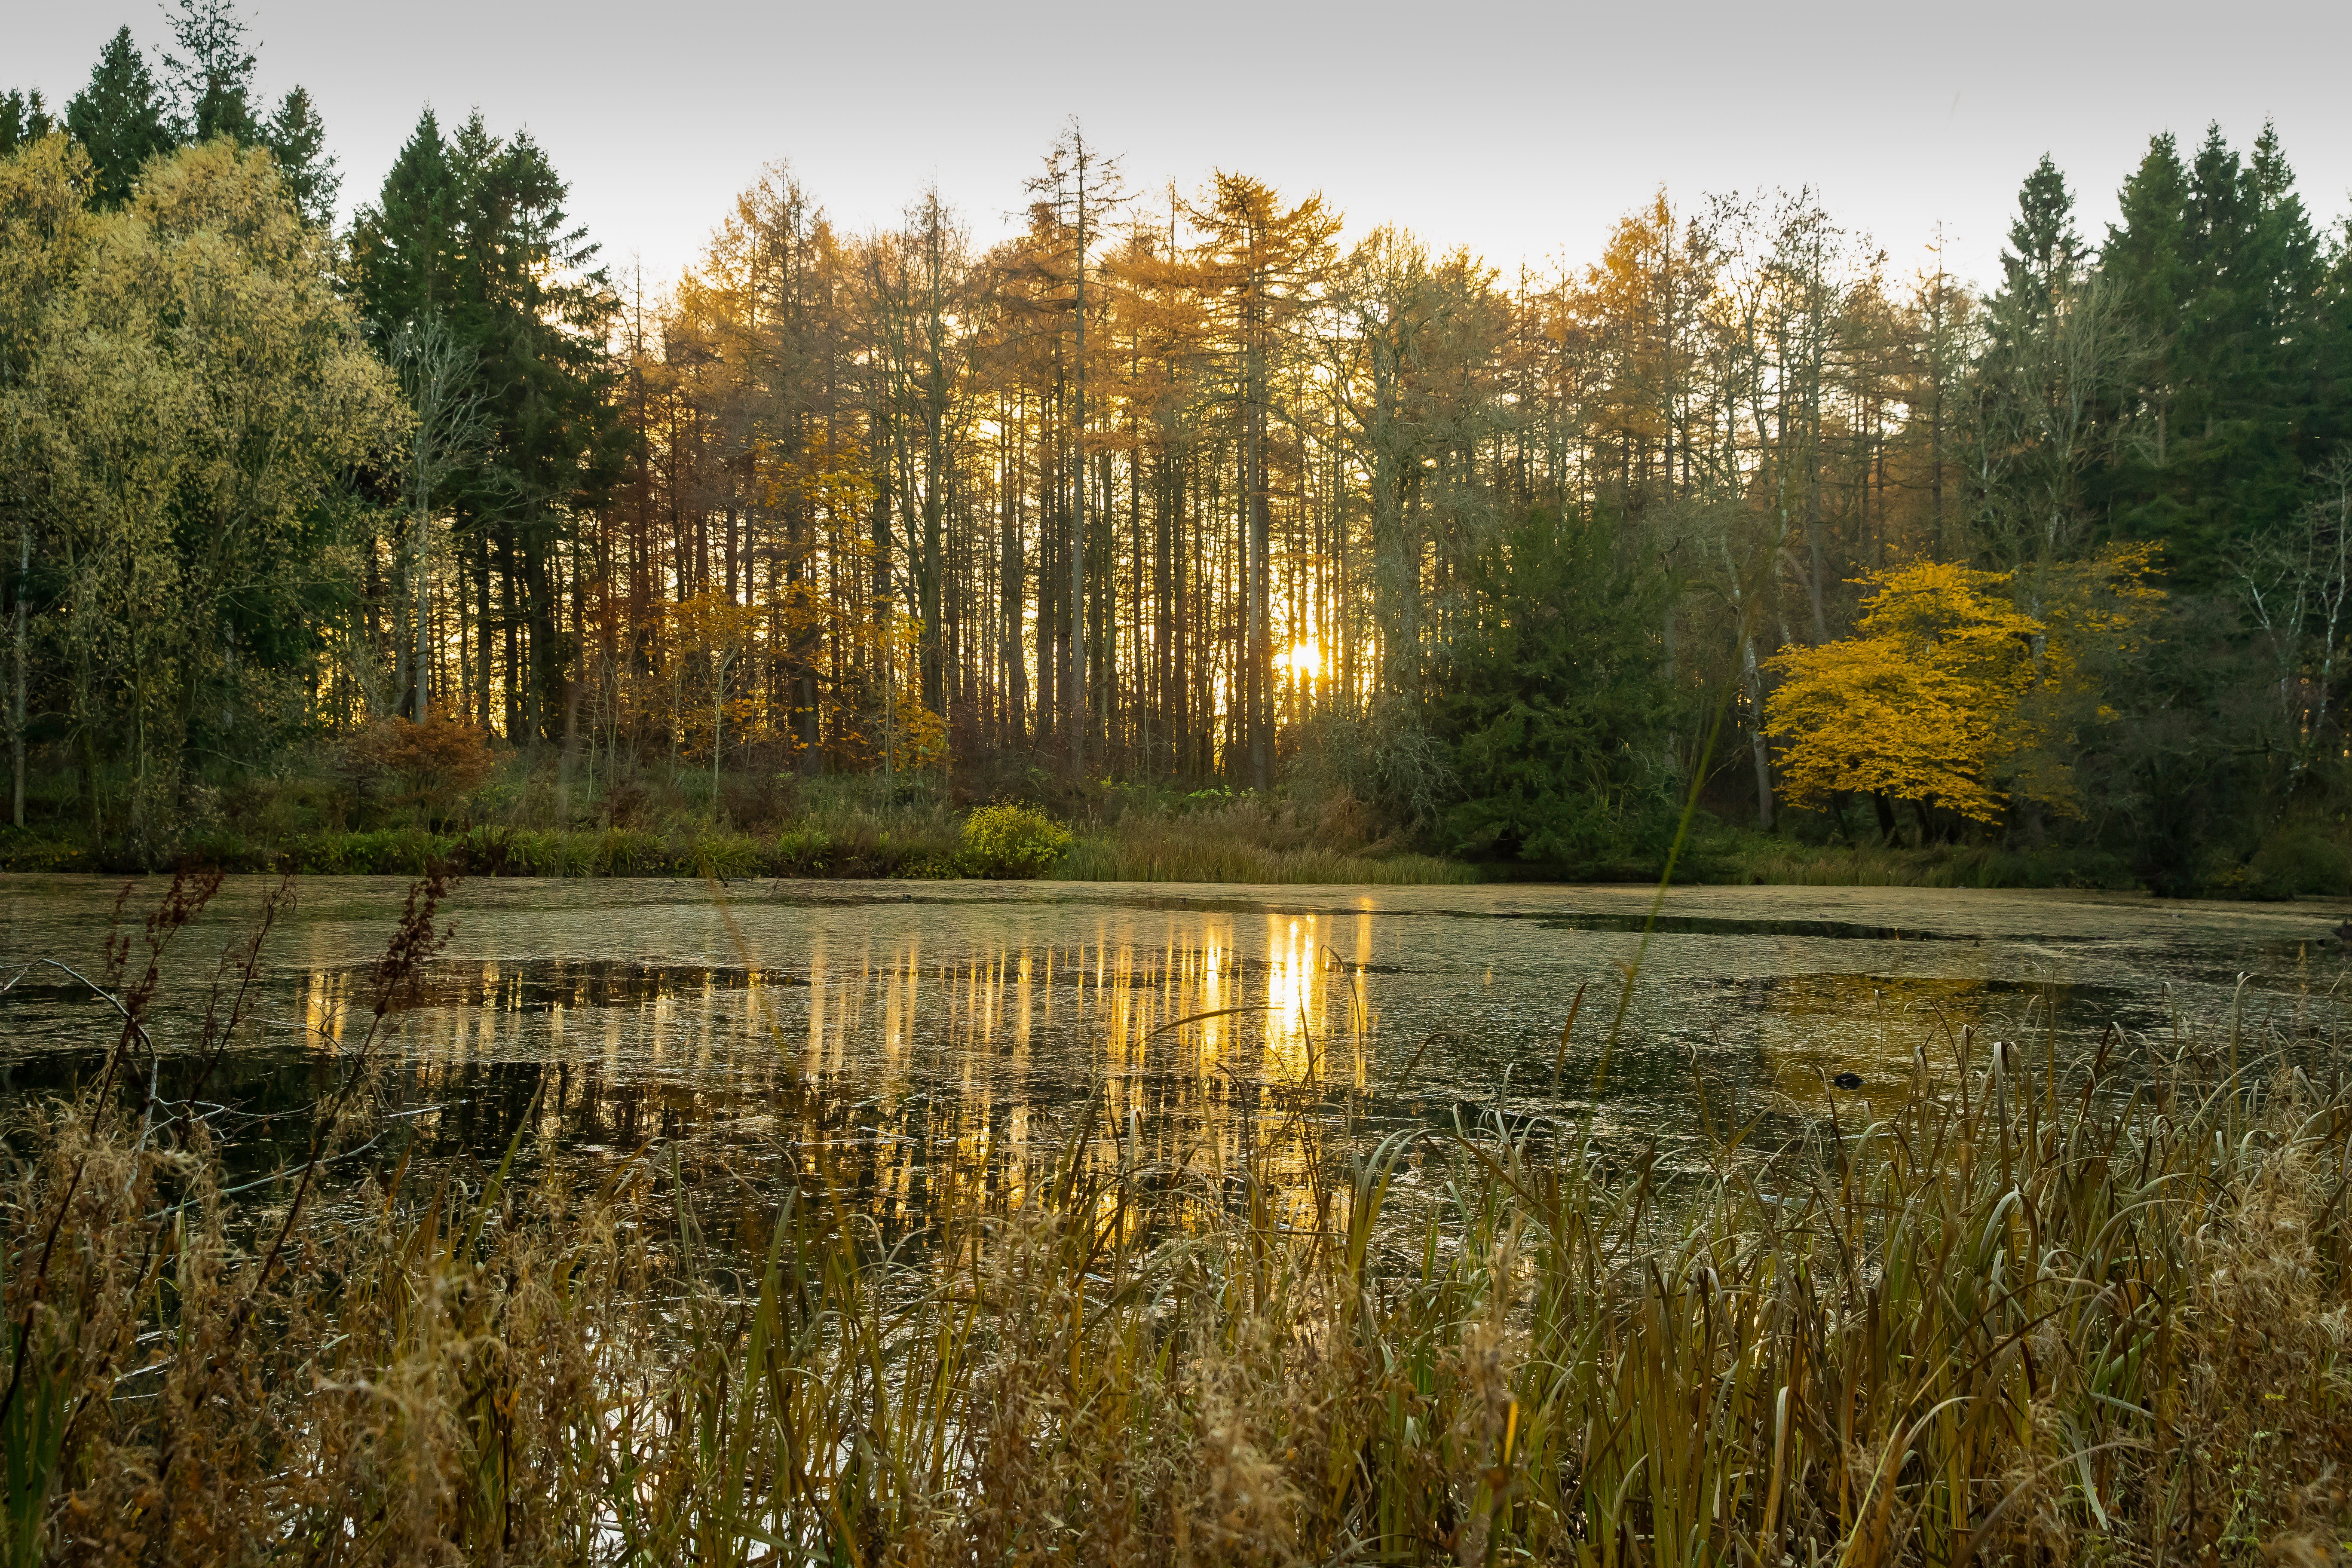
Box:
[2,872,2349,1564]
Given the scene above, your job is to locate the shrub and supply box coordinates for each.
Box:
[2248,823,2352,897]
[290,827,452,875]
[592,826,665,875]
[347,717,495,825]
[958,802,1072,879]
[689,833,766,881]
[719,770,797,831]
[772,826,835,876]
[0,829,90,872]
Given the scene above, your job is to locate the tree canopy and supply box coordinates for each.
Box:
[3,8,2352,892]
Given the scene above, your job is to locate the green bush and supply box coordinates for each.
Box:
[291,827,453,875]
[592,827,665,875]
[2247,825,2352,898]
[1433,505,1685,871]
[0,829,90,872]
[690,833,766,881]
[958,803,1072,879]
[772,826,835,876]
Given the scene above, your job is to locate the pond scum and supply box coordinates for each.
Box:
[2,868,2348,1565]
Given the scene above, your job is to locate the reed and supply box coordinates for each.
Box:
[3,876,2347,1564]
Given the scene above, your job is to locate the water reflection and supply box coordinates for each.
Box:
[4,876,2348,1236]
[259,918,1385,1235]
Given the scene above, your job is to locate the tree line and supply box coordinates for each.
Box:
[6,1,2352,888]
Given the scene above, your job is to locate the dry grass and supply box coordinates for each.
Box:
[3,874,2349,1564]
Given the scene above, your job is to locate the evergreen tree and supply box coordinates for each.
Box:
[1973,153,2133,573]
[260,85,337,225]
[348,108,629,742]
[1433,506,1682,869]
[347,110,461,333]
[162,0,258,143]
[63,28,172,208]
[2104,135,2188,356]
[0,91,55,158]
[2099,122,2331,581]
[1994,153,2081,333]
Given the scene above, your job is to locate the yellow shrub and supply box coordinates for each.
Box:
[959,802,1071,878]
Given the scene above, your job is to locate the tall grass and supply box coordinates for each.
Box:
[1059,833,1476,885]
[3,875,2348,1563]
[1690,837,2135,891]
[1060,795,1480,885]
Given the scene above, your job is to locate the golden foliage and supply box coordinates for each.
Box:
[1767,546,2163,823]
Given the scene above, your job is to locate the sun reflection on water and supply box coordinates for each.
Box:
[202,879,2313,1249]
[284,909,1402,1241]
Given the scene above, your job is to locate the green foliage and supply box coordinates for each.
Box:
[0,92,54,159]
[590,826,665,874]
[2247,822,2352,897]
[288,827,453,875]
[0,828,88,872]
[0,135,406,856]
[772,825,835,876]
[1433,506,1684,870]
[689,833,767,881]
[958,802,1072,878]
[1686,823,2135,889]
[258,84,336,226]
[2092,122,2338,587]
[2065,592,2274,894]
[160,0,258,144]
[62,29,170,208]
[346,107,628,741]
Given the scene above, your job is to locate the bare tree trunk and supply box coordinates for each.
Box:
[11,520,24,828]
[1068,135,1088,775]
[1743,629,1772,830]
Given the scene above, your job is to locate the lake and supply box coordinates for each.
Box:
[3,873,2345,1228]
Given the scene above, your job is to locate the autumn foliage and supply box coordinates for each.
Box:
[1766,546,2163,827]
[349,715,494,824]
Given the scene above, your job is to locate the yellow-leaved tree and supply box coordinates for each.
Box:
[1766,547,2162,834]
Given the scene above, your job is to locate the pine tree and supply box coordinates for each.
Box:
[348,109,628,741]
[2105,135,2188,353]
[64,28,172,208]
[1435,505,1680,868]
[1973,153,2134,574]
[2098,123,2330,582]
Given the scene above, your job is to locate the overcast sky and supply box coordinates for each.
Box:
[12,0,2349,296]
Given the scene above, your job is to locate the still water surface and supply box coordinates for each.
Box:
[2,874,2346,1224]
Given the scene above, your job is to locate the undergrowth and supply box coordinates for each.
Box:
[1686,834,2140,890]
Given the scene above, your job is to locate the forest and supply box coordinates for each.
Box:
[6,1,2352,893]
